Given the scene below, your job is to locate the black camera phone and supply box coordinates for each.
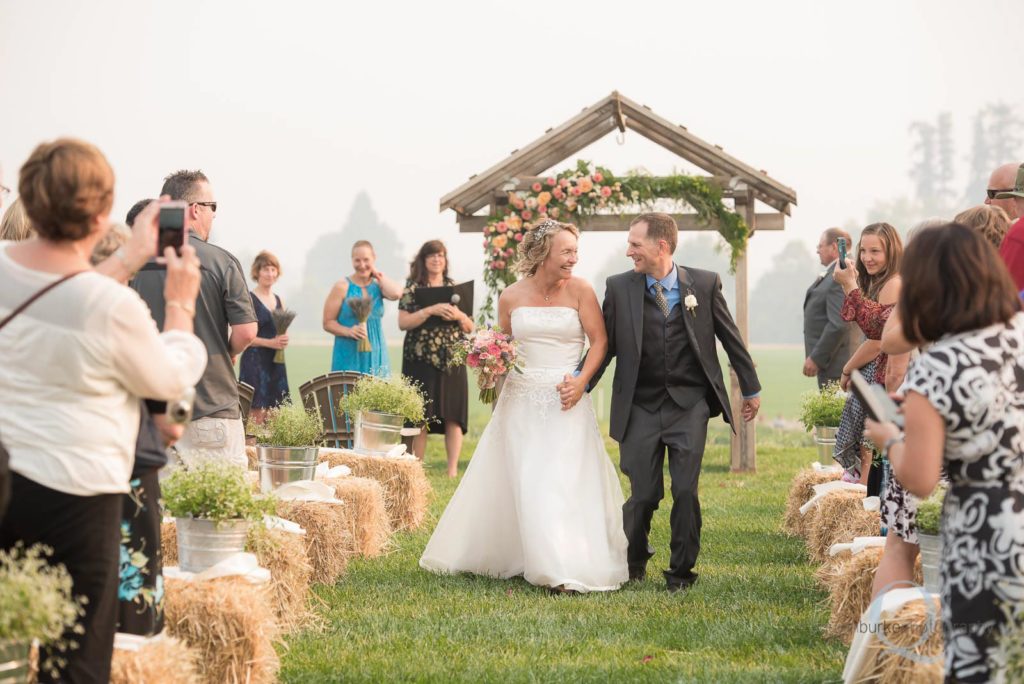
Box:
[837,237,847,269]
[157,202,188,257]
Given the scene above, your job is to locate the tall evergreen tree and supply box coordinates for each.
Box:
[963,109,990,205]
[749,240,819,344]
[908,120,937,208]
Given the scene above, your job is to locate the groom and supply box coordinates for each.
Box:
[580,212,761,592]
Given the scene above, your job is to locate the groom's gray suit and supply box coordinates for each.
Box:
[592,265,760,586]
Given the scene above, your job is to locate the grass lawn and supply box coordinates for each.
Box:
[266,344,844,682]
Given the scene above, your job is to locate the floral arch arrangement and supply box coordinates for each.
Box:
[477,160,748,321]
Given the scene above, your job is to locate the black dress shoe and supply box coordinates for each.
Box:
[665,574,698,593]
[628,566,646,582]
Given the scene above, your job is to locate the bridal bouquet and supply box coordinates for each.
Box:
[451,327,521,403]
[346,296,374,353]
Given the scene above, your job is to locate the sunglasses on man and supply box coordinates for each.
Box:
[987,188,1014,200]
[191,201,217,212]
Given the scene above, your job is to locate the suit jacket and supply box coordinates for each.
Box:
[802,263,857,380]
[592,265,761,442]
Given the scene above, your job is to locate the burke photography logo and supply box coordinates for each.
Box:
[859,579,941,665]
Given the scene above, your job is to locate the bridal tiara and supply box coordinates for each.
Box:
[531,219,561,239]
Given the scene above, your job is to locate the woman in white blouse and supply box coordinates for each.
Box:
[0,139,207,684]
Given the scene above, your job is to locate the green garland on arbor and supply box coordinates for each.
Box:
[478,160,748,322]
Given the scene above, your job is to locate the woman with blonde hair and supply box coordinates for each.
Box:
[954,204,1011,249]
[0,197,33,241]
[421,219,628,594]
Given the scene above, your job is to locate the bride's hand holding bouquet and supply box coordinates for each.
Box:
[451,326,521,403]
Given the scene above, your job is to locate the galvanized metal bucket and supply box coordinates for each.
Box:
[175,517,250,573]
[354,410,404,456]
[257,446,319,493]
[814,425,838,463]
[917,532,943,595]
[0,640,30,684]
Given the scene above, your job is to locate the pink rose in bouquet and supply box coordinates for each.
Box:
[451,327,522,403]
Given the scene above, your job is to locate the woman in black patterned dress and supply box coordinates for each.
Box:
[866,223,1024,683]
[399,241,474,477]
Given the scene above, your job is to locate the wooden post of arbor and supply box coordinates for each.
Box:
[730,188,757,472]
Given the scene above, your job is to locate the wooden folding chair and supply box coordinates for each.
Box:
[237,381,255,424]
[299,371,365,449]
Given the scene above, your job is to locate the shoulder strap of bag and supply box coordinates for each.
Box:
[0,271,84,332]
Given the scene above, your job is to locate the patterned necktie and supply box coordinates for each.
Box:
[652,281,670,318]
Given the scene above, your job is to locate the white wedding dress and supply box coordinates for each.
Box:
[420,306,628,592]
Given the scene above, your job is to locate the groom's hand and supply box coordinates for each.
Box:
[741,396,760,422]
[557,374,584,411]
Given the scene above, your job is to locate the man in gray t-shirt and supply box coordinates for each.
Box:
[131,170,256,465]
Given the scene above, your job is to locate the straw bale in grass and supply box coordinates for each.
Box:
[322,476,392,557]
[319,448,432,531]
[163,577,280,684]
[161,519,178,567]
[246,525,318,632]
[806,490,879,562]
[276,500,355,585]
[825,549,923,644]
[246,446,258,470]
[855,597,944,683]
[110,635,201,684]
[783,468,842,537]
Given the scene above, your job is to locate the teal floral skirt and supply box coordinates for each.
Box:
[116,470,164,635]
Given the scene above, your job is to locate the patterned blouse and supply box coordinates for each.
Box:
[841,288,895,384]
[399,279,465,370]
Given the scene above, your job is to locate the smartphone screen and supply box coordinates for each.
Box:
[157,205,186,256]
[837,238,847,269]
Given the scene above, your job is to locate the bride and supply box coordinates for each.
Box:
[419,220,628,593]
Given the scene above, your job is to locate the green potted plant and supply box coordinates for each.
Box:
[915,485,945,595]
[340,375,426,456]
[799,382,847,462]
[0,544,84,682]
[162,460,276,573]
[248,401,324,493]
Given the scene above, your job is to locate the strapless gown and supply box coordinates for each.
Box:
[420,306,628,592]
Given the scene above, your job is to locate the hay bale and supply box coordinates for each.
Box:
[246,445,259,470]
[825,549,924,643]
[806,491,879,562]
[276,500,355,585]
[323,476,392,557]
[161,519,178,567]
[110,635,201,684]
[246,526,317,632]
[319,448,432,531]
[163,577,280,684]
[783,468,842,537]
[856,597,944,683]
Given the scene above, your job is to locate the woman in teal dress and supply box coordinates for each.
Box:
[323,239,403,375]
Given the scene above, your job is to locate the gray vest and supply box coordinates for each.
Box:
[634,289,710,411]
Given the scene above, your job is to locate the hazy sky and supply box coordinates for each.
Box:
[1,0,1020,298]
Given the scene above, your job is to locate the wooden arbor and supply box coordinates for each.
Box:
[439,91,798,472]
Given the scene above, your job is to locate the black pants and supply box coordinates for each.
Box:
[619,398,710,583]
[0,473,121,684]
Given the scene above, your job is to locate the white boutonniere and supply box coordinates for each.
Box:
[684,290,698,317]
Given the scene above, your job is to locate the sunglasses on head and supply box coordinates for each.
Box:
[987,188,1014,200]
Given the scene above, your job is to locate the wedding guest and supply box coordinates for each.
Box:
[954,204,1010,249]
[985,161,1020,220]
[131,170,257,467]
[995,163,1024,289]
[323,239,402,376]
[0,139,206,683]
[0,197,33,241]
[90,216,177,637]
[239,251,291,425]
[802,228,858,388]
[831,223,908,490]
[398,240,474,476]
[865,223,1024,683]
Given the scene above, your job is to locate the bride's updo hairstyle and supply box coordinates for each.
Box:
[515,219,580,276]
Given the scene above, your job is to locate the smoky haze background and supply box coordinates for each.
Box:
[1,0,1021,342]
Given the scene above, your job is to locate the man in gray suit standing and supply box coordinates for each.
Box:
[582,213,761,593]
[803,228,857,388]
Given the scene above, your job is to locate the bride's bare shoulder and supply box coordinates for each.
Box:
[567,276,596,296]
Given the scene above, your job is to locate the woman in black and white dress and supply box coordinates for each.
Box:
[866,222,1024,683]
